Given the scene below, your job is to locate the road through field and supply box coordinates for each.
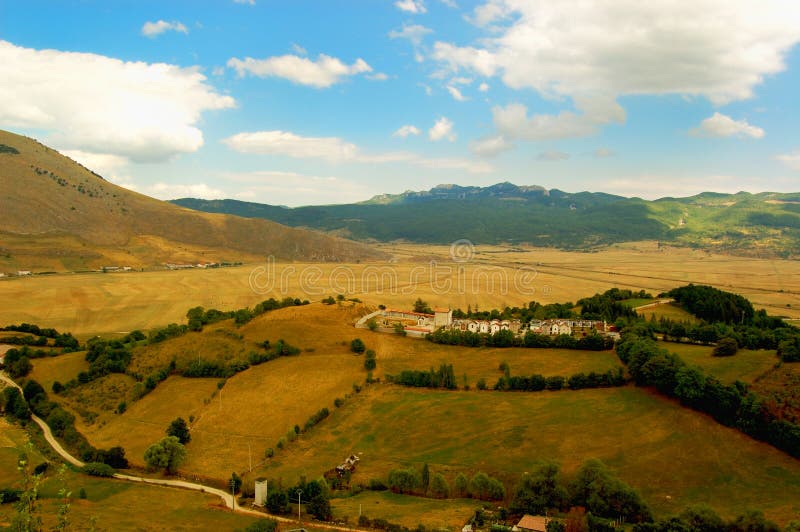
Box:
[0,370,358,531]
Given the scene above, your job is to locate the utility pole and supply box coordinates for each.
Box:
[248,442,252,472]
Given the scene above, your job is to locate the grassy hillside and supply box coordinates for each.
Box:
[172,184,800,256]
[0,129,383,272]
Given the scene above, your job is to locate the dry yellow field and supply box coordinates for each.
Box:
[1,241,799,338]
[27,350,89,390]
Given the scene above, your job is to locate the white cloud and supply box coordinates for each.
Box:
[223,171,369,206]
[493,98,624,141]
[233,0,255,4]
[440,0,458,7]
[223,130,490,173]
[0,40,235,163]
[776,151,800,170]
[537,150,570,161]
[478,82,489,92]
[367,72,389,81]
[388,24,433,46]
[290,43,307,56]
[429,117,456,141]
[395,0,427,14]
[227,53,372,88]
[60,150,129,177]
[450,77,472,85]
[211,66,225,76]
[223,131,359,162]
[393,125,421,137]
[689,112,765,139]
[437,1,800,105]
[446,85,468,101]
[148,182,225,200]
[141,20,188,38]
[469,135,513,157]
[418,83,433,96]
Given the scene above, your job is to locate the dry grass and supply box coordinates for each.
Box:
[331,491,482,528]
[28,351,89,390]
[639,303,700,323]
[2,241,800,338]
[663,342,779,383]
[258,385,800,525]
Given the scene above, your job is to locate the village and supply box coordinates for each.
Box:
[357,306,620,340]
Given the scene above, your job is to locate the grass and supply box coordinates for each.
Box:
[0,418,265,531]
[662,341,779,384]
[639,303,700,323]
[331,490,482,529]
[258,385,800,526]
[28,351,89,390]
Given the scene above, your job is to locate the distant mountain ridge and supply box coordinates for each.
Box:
[171,183,800,257]
[0,130,383,272]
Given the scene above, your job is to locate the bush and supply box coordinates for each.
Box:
[79,487,87,500]
[364,349,377,370]
[82,462,116,477]
[244,520,278,532]
[166,417,191,444]
[351,338,366,354]
[713,337,739,357]
[368,478,388,491]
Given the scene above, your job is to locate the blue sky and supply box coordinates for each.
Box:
[2,0,800,206]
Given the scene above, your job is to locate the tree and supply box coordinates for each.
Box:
[166,417,191,444]
[394,322,406,336]
[511,463,567,515]
[11,450,43,532]
[266,489,290,514]
[421,463,430,491]
[350,338,366,354]
[364,349,377,371]
[244,520,278,532]
[387,468,421,494]
[429,473,450,499]
[144,436,186,474]
[713,337,738,357]
[413,298,433,314]
[229,472,242,493]
[729,511,780,532]
[308,493,332,521]
[454,473,468,497]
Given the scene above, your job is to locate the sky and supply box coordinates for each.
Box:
[2,0,800,207]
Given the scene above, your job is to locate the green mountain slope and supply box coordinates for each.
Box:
[171,184,800,256]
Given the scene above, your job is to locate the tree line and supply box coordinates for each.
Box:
[426,328,614,351]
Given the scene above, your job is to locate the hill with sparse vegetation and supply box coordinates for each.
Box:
[0,130,384,272]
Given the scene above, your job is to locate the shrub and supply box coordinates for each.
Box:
[368,478,388,491]
[79,487,87,500]
[351,338,366,354]
[713,337,739,357]
[82,462,115,477]
[364,349,377,370]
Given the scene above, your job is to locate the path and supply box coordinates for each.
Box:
[633,298,675,311]
[0,371,360,531]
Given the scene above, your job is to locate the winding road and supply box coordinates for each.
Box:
[0,370,359,530]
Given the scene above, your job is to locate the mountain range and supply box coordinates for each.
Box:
[172,184,800,257]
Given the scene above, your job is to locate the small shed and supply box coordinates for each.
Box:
[254,479,268,506]
[515,515,548,532]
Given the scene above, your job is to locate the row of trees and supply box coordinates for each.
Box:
[384,466,505,501]
[617,325,800,458]
[426,328,614,351]
[494,368,626,392]
[388,364,457,389]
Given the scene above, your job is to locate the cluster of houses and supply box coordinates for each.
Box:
[164,262,219,270]
[359,306,619,339]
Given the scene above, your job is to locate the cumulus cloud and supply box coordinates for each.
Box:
[429,117,456,141]
[446,85,468,101]
[493,97,624,141]
[141,20,189,38]
[227,53,372,88]
[469,135,513,157]
[0,40,235,163]
[776,151,800,171]
[290,43,307,55]
[440,1,800,105]
[537,150,570,161]
[395,0,426,14]
[478,82,489,92]
[223,130,490,173]
[393,125,421,137]
[690,112,765,139]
